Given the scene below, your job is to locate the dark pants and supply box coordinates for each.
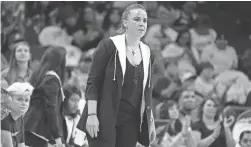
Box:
[87,117,140,147]
[25,131,48,147]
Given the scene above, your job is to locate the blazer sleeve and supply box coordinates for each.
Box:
[41,76,62,139]
[85,38,113,101]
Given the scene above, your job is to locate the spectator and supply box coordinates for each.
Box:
[214,70,251,106]
[1,82,34,147]
[192,98,236,147]
[173,1,198,32]
[144,3,178,50]
[189,14,217,64]
[153,61,181,101]
[162,31,199,79]
[61,84,83,147]
[24,46,67,147]
[102,8,121,38]
[155,100,197,147]
[239,130,251,147]
[66,49,95,93]
[194,62,215,97]
[201,35,238,75]
[1,41,33,85]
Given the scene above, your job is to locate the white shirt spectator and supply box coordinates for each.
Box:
[201,44,238,74]
[189,28,217,63]
[194,76,214,97]
[144,24,178,50]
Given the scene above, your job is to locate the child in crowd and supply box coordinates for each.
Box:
[1,82,34,147]
[61,84,87,147]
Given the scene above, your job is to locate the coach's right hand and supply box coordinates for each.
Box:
[86,114,99,138]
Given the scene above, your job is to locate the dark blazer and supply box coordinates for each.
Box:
[24,74,64,142]
[77,34,155,146]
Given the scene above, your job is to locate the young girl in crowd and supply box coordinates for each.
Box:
[1,41,33,85]
[61,84,85,147]
[1,82,34,147]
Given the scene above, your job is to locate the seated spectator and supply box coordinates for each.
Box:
[144,3,178,50]
[38,26,73,47]
[66,48,95,93]
[102,8,121,38]
[194,62,215,97]
[61,84,86,147]
[189,14,217,64]
[155,100,197,147]
[1,41,33,85]
[173,1,198,32]
[153,61,181,102]
[162,31,198,79]
[239,130,251,147]
[214,70,251,106]
[57,4,103,52]
[1,82,34,147]
[39,26,82,68]
[238,49,251,80]
[192,98,236,147]
[178,88,199,123]
[201,35,238,75]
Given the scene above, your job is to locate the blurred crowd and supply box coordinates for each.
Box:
[1,1,251,147]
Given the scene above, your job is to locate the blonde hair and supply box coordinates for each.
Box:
[116,3,146,34]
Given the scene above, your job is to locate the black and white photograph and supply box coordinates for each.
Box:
[1,1,251,147]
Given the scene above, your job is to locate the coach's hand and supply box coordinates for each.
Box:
[86,115,99,138]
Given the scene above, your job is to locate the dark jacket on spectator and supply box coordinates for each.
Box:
[24,75,64,142]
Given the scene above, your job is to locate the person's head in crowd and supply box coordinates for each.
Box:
[198,97,221,121]
[142,1,158,15]
[161,100,180,120]
[199,62,214,81]
[176,31,191,47]
[159,100,183,138]
[7,31,24,50]
[117,3,147,38]
[78,49,95,73]
[4,41,32,85]
[83,5,96,24]
[178,89,197,113]
[103,8,121,31]
[195,14,211,30]
[164,61,179,80]
[180,72,197,89]
[182,1,197,15]
[29,46,67,88]
[156,2,176,27]
[59,5,78,28]
[215,34,228,50]
[7,82,34,117]
[239,130,251,147]
[62,84,82,117]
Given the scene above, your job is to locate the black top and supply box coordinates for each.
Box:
[1,114,25,147]
[24,75,63,141]
[191,120,226,147]
[116,58,144,125]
